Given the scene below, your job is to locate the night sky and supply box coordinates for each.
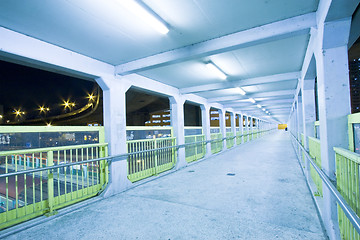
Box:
[0,60,96,115]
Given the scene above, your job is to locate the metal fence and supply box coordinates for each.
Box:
[210,133,223,154]
[226,132,234,149]
[334,147,360,240]
[291,133,360,240]
[127,137,176,182]
[184,135,206,163]
[308,136,323,196]
[0,143,108,229]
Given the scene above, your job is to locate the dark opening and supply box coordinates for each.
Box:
[184,102,201,126]
[0,60,103,126]
[126,88,169,126]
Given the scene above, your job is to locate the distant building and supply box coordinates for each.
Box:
[145,110,171,126]
[350,58,360,113]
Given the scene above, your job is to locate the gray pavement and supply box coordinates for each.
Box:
[3,131,326,240]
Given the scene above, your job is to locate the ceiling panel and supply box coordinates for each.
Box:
[0,0,317,64]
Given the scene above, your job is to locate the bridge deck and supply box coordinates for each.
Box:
[4,131,326,239]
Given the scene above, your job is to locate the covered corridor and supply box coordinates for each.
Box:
[1,131,325,239]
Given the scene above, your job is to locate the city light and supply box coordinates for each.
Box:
[39,106,45,113]
[46,122,52,127]
[63,101,70,108]
[0,115,2,119]
[14,109,23,116]
[88,94,95,101]
[71,102,76,107]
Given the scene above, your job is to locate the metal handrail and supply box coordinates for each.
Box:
[0,129,273,179]
[0,143,108,156]
[290,133,360,234]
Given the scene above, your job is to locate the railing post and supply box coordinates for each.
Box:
[154,139,158,175]
[46,151,56,216]
[99,146,108,187]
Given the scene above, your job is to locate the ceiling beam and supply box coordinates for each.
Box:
[224,99,293,108]
[208,90,295,103]
[115,13,316,75]
[180,71,300,94]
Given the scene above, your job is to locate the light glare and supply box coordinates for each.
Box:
[206,63,227,80]
[236,87,246,95]
[120,0,169,34]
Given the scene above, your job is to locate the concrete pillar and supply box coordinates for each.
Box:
[250,116,253,140]
[314,18,352,240]
[200,104,212,157]
[244,115,248,141]
[97,77,132,197]
[240,113,244,143]
[230,112,236,146]
[218,108,226,150]
[296,98,301,141]
[302,78,316,150]
[169,96,186,170]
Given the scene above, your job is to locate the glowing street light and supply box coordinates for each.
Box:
[88,94,95,101]
[0,115,2,119]
[14,109,22,116]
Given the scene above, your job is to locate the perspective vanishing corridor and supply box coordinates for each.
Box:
[2,131,325,239]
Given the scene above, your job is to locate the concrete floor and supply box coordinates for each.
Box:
[3,131,326,240]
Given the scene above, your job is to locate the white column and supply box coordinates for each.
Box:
[170,96,186,170]
[218,109,227,150]
[250,116,253,140]
[230,112,236,146]
[302,78,316,150]
[314,18,351,240]
[245,115,248,141]
[240,113,244,143]
[200,104,212,157]
[97,76,132,197]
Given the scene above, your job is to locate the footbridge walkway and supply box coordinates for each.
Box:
[1,131,326,239]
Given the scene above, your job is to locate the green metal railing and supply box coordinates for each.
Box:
[243,131,249,143]
[301,133,305,165]
[0,143,108,229]
[210,133,223,154]
[127,137,176,182]
[334,147,360,240]
[291,133,360,239]
[185,135,206,163]
[226,132,234,149]
[308,136,323,196]
[236,133,243,145]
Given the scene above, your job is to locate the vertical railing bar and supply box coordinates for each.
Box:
[32,153,35,212]
[70,149,73,200]
[64,149,67,200]
[23,153,27,214]
[86,148,89,194]
[5,156,9,220]
[57,150,60,201]
[15,154,18,217]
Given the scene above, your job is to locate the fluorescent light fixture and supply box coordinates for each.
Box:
[120,0,169,34]
[205,62,227,80]
[256,104,262,108]
[236,87,246,95]
[262,108,266,111]
[249,98,256,103]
